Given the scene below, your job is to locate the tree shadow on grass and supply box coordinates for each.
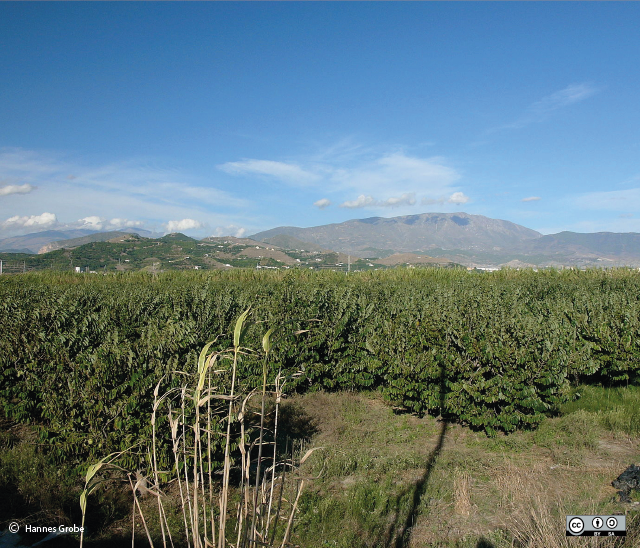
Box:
[382,365,449,548]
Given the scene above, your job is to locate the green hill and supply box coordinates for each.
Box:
[0,234,408,273]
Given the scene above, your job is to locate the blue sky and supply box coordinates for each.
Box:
[1,2,639,240]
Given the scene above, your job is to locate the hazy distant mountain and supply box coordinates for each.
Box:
[0,228,155,254]
[260,234,328,253]
[251,212,542,256]
[0,229,98,254]
[523,231,640,257]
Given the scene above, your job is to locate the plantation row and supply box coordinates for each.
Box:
[1,268,639,468]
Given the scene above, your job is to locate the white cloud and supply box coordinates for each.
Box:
[74,216,144,231]
[2,212,57,228]
[211,224,246,238]
[522,196,541,202]
[109,218,144,229]
[340,195,376,209]
[165,218,204,233]
[314,198,331,209]
[447,192,469,204]
[78,216,105,230]
[340,192,419,209]
[421,191,470,206]
[380,193,416,207]
[218,159,319,186]
[0,183,35,197]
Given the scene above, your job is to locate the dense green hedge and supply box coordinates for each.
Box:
[1,268,639,467]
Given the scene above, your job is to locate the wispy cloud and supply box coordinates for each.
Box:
[529,83,597,115]
[332,153,460,198]
[522,196,541,202]
[575,187,640,211]
[221,148,464,214]
[490,83,598,132]
[0,183,35,197]
[218,159,320,186]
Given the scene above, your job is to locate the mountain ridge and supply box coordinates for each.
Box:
[251,212,542,256]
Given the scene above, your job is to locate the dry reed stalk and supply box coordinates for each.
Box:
[265,371,285,534]
[206,367,216,546]
[219,308,250,548]
[128,473,156,548]
[280,479,304,548]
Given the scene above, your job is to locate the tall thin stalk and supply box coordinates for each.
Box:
[219,308,250,548]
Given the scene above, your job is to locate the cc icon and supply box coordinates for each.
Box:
[569,517,584,534]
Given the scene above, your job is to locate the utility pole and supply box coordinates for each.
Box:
[347,255,351,275]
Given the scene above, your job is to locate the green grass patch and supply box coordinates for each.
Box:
[562,384,640,436]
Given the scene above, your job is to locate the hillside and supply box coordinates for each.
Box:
[38,231,145,253]
[372,253,453,267]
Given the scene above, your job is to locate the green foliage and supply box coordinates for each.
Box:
[1,268,639,469]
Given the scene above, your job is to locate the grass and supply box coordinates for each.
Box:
[285,388,640,547]
[561,385,640,437]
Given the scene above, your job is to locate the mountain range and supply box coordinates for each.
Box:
[2,212,640,269]
[252,212,540,256]
[250,212,640,268]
